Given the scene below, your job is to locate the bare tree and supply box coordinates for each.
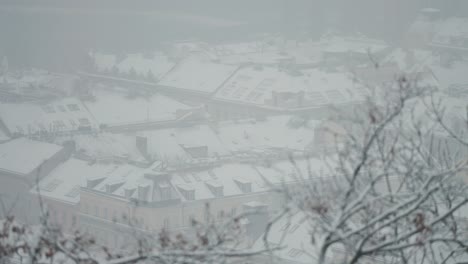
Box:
[0,205,277,264]
[268,75,468,264]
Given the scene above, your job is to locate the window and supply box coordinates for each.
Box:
[184,190,195,200]
[62,212,67,226]
[288,248,303,258]
[43,179,62,192]
[94,206,99,217]
[78,118,90,126]
[289,224,300,233]
[238,182,251,193]
[42,105,56,113]
[160,183,171,200]
[53,120,66,130]
[230,207,237,217]
[57,105,67,112]
[189,215,196,224]
[83,204,89,214]
[280,222,290,232]
[69,119,77,127]
[103,208,108,220]
[65,186,80,198]
[67,104,80,111]
[163,218,169,229]
[217,210,224,220]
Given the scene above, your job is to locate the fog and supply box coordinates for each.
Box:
[3,0,464,70]
[1,1,468,263]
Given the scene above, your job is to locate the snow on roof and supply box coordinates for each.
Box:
[83,88,193,127]
[215,116,319,153]
[64,133,146,163]
[61,116,319,167]
[158,54,238,94]
[171,158,327,201]
[214,66,364,109]
[79,156,330,204]
[0,98,98,135]
[89,163,150,198]
[141,116,319,161]
[116,53,176,79]
[33,158,88,204]
[139,125,229,162]
[0,138,63,176]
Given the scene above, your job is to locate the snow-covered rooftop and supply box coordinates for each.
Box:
[60,133,147,164]
[139,125,229,162]
[81,157,329,203]
[33,158,88,204]
[0,98,98,135]
[215,116,319,153]
[62,116,320,166]
[83,88,195,128]
[214,66,366,109]
[158,54,238,94]
[0,138,63,176]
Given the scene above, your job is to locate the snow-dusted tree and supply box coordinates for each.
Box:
[0,205,274,264]
[271,75,468,264]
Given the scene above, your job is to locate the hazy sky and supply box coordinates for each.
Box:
[1,0,466,71]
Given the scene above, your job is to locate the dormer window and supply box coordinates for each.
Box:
[180,144,208,158]
[177,184,195,201]
[159,181,171,200]
[206,180,224,197]
[124,188,136,198]
[234,177,252,193]
[86,177,105,189]
[138,185,150,201]
[105,181,124,194]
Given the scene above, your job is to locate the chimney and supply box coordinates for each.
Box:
[138,185,150,201]
[105,182,123,194]
[124,188,136,199]
[86,177,105,189]
[272,91,278,106]
[297,91,305,107]
[242,202,269,243]
[136,135,148,158]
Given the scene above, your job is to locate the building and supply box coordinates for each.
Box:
[32,158,85,233]
[0,98,99,139]
[157,54,239,99]
[64,115,327,167]
[0,69,78,102]
[77,157,329,247]
[0,138,72,223]
[209,65,368,120]
[82,86,206,132]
